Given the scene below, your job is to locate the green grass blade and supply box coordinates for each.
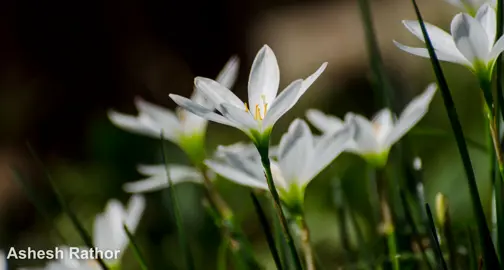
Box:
[123,224,149,270]
[159,134,195,270]
[356,0,394,110]
[496,177,504,260]
[26,143,109,270]
[399,191,433,270]
[425,204,447,270]
[468,227,479,270]
[409,1,500,268]
[250,192,283,270]
[10,167,68,245]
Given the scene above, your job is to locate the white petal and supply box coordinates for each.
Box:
[393,41,472,66]
[215,148,264,180]
[297,62,328,99]
[303,125,353,183]
[204,160,268,190]
[219,103,258,131]
[194,77,244,108]
[385,83,437,147]
[345,113,380,154]
[476,4,496,47]
[489,35,504,60]
[216,56,240,90]
[402,20,466,60]
[169,94,239,128]
[248,45,280,107]
[451,13,490,63]
[135,97,181,128]
[305,109,345,133]
[262,79,303,128]
[372,109,394,145]
[277,119,313,185]
[124,195,146,248]
[93,199,125,251]
[108,110,178,141]
[124,164,203,193]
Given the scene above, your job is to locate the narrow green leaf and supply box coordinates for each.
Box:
[356,0,394,110]
[26,143,109,270]
[250,192,283,270]
[468,227,479,270]
[217,238,229,270]
[399,191,433,270]
[495,176,504,261]
[159,134,195,270]
[409,1,500,268]
[123,224,149,270]
[425,204,447,269]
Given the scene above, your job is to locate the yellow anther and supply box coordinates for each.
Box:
[244,103,249,112]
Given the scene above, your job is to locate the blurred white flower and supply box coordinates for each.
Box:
[205,119,352,210]
[445,0,496,14]
[108,56,239,163]
[394,4,504,80]
[93,195,146,260]
[307,84,437,167]
[0,251,5,270]
[169,45,327,145]
[41,247,100,270]
[123,164,203,193]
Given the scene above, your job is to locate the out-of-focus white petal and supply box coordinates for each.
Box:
[123,165,203,193]
[216,56,240,90]
[393,41,472,66]
[135,97,181,129]
[108,110,178,141]
[219,103,258,130]
[205,160,268,190]
[248,45,280,107]
[402,20,465,60]
[476,4,496,47]
[194,77,244,108]
[297,62,328,99]
[303,125,353,183]
[262,80,303,128]
[169,94,238,128]
[451,13,490,62]
[346,113,380,154]
[489,35,504,60]
[386,83,437,148]
[93,200,125,252]
[372,109,394,144]
[217,149,264,180]
[306,109,345,134]
[277,119,313,185]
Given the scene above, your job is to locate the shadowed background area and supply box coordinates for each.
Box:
[0,0,493,268]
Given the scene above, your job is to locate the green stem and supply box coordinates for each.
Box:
[257,143,304,270]
[387,230,399,270]
[296,215,315,270]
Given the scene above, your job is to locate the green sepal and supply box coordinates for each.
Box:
[178,132,207,166]
[362,150,390,168]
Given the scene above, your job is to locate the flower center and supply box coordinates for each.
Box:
[244,95,268,121]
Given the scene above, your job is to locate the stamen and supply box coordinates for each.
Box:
[264,103,268,116]
[244,103,249,112]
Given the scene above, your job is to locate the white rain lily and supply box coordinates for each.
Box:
[108,56,239,163]
[169,45,327,146]
[307,84,437,167]
[39,247,101,270]
[445,0,496,14]
[205,119,352,211]
[123,164,203,193]
[394,4,504,80]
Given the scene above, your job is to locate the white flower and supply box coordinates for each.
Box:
[108,56,239,163]
[169,45,327,145]
[41,247,100,270]
[204,119,352,210]
[123,164,203,193]
[445,0,496,14]
[307,84,437,167]
[93,195,146,262]
[394,4,504,79]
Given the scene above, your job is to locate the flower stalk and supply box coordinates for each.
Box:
[256,141,304,270]
[295,215,315,270]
